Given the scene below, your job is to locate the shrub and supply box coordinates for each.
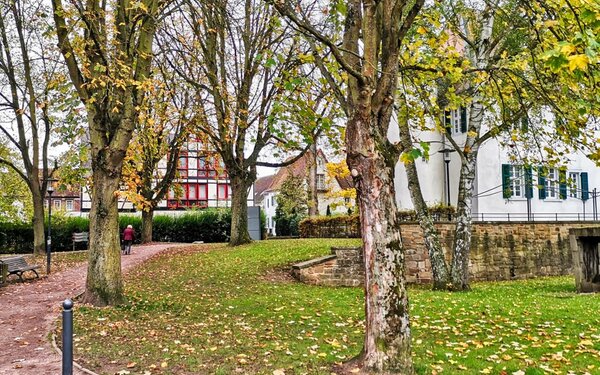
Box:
[0,222,34,254]
[300,205,456,238]
[0,208,242,254]
[152,209,232,243]
[299,215,360,238]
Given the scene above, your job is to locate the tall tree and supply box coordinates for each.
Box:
[0,0,66,254]
[162,0,334,246]
[396,0,598,290]
[274,0,424,371]
[120,65,192,243]
[51,0,164,305]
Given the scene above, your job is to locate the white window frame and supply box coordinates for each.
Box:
[53,200,61,210]
[316,174,326,190]
[546,168,558,199]
[66,200,74,211]
[510,165,524,198]
[451,109,461,134]
[569,171,581,198]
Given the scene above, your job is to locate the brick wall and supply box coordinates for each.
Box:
[292,222,598,286]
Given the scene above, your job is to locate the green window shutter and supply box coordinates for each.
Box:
[521,117,529,132]
[444,110,452,134]
[538,166,546,199]
[525,166,533,198]
[581,172,589,201]
[460,106,468,133]
[502,164,512,198]
[559,168,567,199]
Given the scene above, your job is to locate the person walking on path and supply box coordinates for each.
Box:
[122,225,135,255]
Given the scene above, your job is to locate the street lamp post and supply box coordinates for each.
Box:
[443,150,451,206]
[442,148,456,221]
[46,183,54,275]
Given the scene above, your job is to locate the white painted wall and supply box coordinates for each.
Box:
[392,112,600,221]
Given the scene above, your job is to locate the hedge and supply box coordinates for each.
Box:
[299,206,456,238]
[299,215,360,238]
[0,208,255,254]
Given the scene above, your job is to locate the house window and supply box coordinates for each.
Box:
[447,106,468,134]
[178,154,188,178]
[502,164,533,199]
[271,196,275,207]
[188,184,197,199]
[569,172,581,198]
[217,184,229,199]
[168,187,176,199]
[198,184,208,200]
[66,200,74,211]
[53,200,61,210]
[198,157,207,177]
[546,168,557,198]
[316,174,326,190]
[510,165,524,198]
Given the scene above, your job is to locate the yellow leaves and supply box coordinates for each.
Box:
[567,54,589,72]
[559,43,577,55]
[416,26,428,35]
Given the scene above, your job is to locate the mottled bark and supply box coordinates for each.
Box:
[397,110,450,290]
[450,98,484,290]
[347,97,413,374]
[229,174,252,246]
[83,166,124,306]
[450,151,478,290]
[448,11,494,291]
[141,208,154,244]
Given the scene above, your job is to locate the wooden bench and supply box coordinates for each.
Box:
[72,232,89,251]
[0,256,40,282]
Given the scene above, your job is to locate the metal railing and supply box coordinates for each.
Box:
[469,212,598,222]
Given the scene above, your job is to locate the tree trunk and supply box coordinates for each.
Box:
[30,184,46,255]
[450,151,478,291]
[347,112,413,373]
[308,144,319,216]
[397,112,450,290]
[82,166,124,306]
[229,174,252,246]
[141,208,154,244]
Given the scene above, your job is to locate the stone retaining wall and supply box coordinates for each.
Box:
[292,247,363,287]
[292,221,599,286]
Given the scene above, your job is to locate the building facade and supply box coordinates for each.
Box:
[255,150,354,236]
[80,140,253,214]
[393,109,599,221]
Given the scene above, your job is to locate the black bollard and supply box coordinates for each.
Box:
[62,299,73,375]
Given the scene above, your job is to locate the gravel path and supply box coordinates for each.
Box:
[0,243,183,375]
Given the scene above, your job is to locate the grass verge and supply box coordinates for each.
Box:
[70,239,600,374]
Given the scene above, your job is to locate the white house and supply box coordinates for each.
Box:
[394,108,600,221]
[254,150,354,235]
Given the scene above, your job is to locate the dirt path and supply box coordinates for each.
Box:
[0,243,184,375]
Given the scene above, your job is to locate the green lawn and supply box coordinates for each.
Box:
[70,239,600,374]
